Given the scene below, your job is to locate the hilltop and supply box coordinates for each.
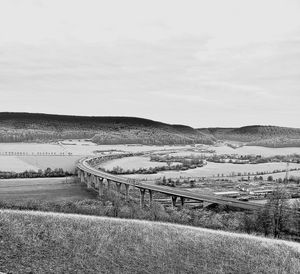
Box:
[0,210,299,273]
[0,112,213,145]
[1,112,300,147]
[198,125,300,147]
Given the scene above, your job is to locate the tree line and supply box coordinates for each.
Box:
[0,168,73,179]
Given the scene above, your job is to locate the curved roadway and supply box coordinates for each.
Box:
[77,157,264,211]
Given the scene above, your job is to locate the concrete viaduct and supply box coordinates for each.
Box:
[76,157,263,211]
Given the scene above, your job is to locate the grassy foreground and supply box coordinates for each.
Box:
[0,210,300,274]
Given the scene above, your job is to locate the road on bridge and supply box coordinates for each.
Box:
[77,157,263,211]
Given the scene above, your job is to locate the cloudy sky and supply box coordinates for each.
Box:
[0,0,300,127]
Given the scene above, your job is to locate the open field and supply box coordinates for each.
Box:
[0,142,189,172]
[0,210,299,274]
[0,155,83,172]
[0,177,96,202]
[1,142,300,181]
[213,145,300,156]
[173,145,300,157]
[101,156,169,170]
[121,161,300,180]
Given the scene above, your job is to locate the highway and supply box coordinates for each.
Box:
[76,157,264,211]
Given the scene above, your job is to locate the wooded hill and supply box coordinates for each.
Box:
[198,125,300,147]
[0,112,213,145]
[1,113,299,147]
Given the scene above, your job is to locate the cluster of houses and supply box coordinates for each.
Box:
[214,188,275,200]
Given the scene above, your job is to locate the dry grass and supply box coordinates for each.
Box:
[0,210,300,274]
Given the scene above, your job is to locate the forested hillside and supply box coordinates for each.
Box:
[1,113,299,147]
[0,112,214,145]
[198,126,300,147]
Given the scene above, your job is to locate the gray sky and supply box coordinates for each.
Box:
[0,0,300,128]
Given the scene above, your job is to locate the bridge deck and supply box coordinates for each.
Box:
[77,158,263,211]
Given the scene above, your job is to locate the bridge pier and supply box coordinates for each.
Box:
[125,184,130,201]
[87,174,92,189]
[140,188,146,207]
[84,172,88,184]
[103,178,111,191]
[80,171,85,183]
[180,197,185,207]
[94,176,99,188]
[171,196,177,207]
[93,175,98,187]
[90,175,95,187]
[98,178,104,196]
[116,182,121,193]
[149,190,153,205]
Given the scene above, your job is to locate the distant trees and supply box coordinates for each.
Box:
[245,185,296,239]
[265,186,292,238]
[102,155,205,175]
[105,160,204,175]
[0,168,72,179]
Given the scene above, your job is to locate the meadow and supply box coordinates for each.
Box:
[121,161,300,180]
[0,177,96,202]
[0,210,299,274]
[0,142,188,172]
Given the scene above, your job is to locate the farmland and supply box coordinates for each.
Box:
[1,141,300,205]
[0,177,96,202]
[1,141,300,178]
[0,141,189,172]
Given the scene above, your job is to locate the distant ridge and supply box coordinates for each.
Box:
[0,112,213,145]
[198,125,300,147]
[0,112,299,147]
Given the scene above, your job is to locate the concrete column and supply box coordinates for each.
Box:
[87,174,92,189]
[107,179,111,191]
[171,196,177,207]
[149,190,153,205]
[180,197,185,207]
[103,178,110,191]
[93,175,98,187]
[98,178,104,196]
[94,176,99,188]
[140,188,146,207]
[116,182,121,193]
[80,171,85,183]
[90,175,94,187]
[84,172,88,184]
[125,184,130,200]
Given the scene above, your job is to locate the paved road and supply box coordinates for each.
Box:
[77,157,263,210]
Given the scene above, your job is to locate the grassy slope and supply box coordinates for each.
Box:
[0,112,213,145]
[198,125,300,147]
[1,210,300,274]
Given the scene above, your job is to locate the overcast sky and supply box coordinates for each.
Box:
[0,0,300,128]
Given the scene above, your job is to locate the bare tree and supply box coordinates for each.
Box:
[265,185,291,238]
